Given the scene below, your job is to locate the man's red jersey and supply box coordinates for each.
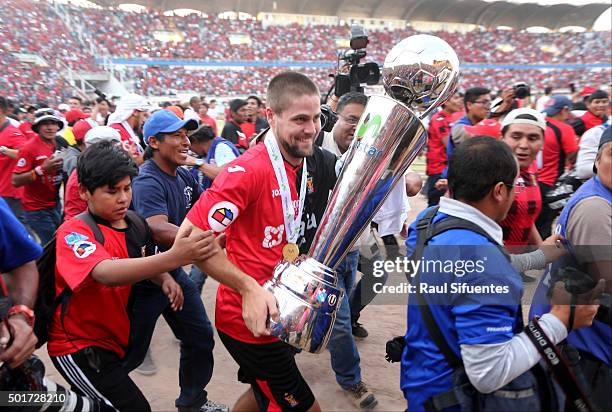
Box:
[63,170,87,220]
[501,164,542,246]
[187,142,301,344]
[13,136,61,211]
[426,110,452,175]
[539,118,578,186]
[0,121,26,199]
[48,217,141,357]
[110,122,142,158]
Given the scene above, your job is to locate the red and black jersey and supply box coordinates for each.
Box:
[13,136,62,211]
[580,111,605,134]
[426,111,451,175]
[48,213,152,358]
[187,141,301,344]
[501,164,542,246]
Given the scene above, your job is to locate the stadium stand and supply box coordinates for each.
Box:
[0,0,610,104]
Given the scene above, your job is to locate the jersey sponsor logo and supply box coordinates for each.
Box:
[327,294,338,306]
[262,224,284,248]
[73,240,96,259]
[315,287,328,303]
[207,201,239,232]
[284,393,298,408]
[17,158,26,167]
[306,175,314,194]
[227,165,246,173]
[64,232,89,246]
[184,186,194,208]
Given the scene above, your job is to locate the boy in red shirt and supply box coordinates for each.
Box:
[48,141,217,411]
[12,109,64,245]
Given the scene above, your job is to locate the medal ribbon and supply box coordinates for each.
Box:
[264,131,307,244]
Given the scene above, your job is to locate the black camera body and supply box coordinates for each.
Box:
[513,82,531,99]
[335,25,380,96]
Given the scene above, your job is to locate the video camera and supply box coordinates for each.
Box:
[334,24,381,96]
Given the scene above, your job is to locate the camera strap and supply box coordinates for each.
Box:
[525,317,595,412]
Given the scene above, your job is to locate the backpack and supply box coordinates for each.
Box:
[33,210,145,348]
[543,121,584,210]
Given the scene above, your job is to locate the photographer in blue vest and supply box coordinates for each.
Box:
[401,136,601,411]
[530,127,611,410]
[188,124,239,190]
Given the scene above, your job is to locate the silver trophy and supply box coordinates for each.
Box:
[264,34,460,353]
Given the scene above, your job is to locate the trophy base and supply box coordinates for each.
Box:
[263,256,344,354]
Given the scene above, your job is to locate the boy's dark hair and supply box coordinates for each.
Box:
[0,96,7,113]
[189,125,215,143]
[247,95,263,107]
[143,133,166,161]
[96,96,110,105]
[69,96,83,103]
[336,92,368,114]
[78,141,138,193]
[448,136,517,202]
[464,87,491,110]
[587,90,609,103]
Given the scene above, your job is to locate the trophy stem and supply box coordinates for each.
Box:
[308,95,427,269]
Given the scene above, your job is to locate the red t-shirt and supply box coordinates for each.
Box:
[19,122,36,141]
[580,111,604,134]
[110,123,142,158]
[426,111,451,175]
[63,170,87,220]
[240,122,256,139]
[48,218,134,357]
[539,117,578,186]
[0,121,26,199]
[200,114,218,136]
[186,142,301,344]
[501,164,542,246]
[13,136,61,211]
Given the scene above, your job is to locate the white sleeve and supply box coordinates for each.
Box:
[575,127,601,180]
[214,143,238,167]
[460,313,567,394]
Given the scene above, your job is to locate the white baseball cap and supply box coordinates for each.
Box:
[84,126,122,147]
[501,108,547,132]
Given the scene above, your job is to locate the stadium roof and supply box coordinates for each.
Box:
[89,0,609,30]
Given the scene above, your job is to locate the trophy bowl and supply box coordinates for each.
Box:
[382,34,459,118]
[264,257,344,354]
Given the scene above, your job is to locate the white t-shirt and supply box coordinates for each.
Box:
[214,142,238,167]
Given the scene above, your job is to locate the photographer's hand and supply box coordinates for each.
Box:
[0,315,37,368]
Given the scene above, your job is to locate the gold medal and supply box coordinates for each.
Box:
[282,243,300,263]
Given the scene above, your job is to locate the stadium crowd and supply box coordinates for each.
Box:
[1,0,610,104]
[0,1,611,412]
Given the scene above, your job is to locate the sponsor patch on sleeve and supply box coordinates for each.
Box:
[73,241,96,259]
[207,201,239,232]
[64,232,89,246]
[17,158,26,167]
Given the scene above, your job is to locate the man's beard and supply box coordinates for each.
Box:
[280,137,314,159]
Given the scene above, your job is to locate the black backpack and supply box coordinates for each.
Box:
[33,210,145,348]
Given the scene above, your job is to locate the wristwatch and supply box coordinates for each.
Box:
[194,159,205,167]
[8,304,35,327]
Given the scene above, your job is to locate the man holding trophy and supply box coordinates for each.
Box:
[178,72,323,412]
[178,32,462,411]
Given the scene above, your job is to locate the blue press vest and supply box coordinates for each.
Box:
[530,176,612,365]
[193,137,240,190]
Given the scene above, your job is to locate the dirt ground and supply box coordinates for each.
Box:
[35,193,542,411]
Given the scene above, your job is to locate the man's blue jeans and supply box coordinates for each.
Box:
[23,203,61,245]
[123,269,215,409]
[327,249,362,388]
